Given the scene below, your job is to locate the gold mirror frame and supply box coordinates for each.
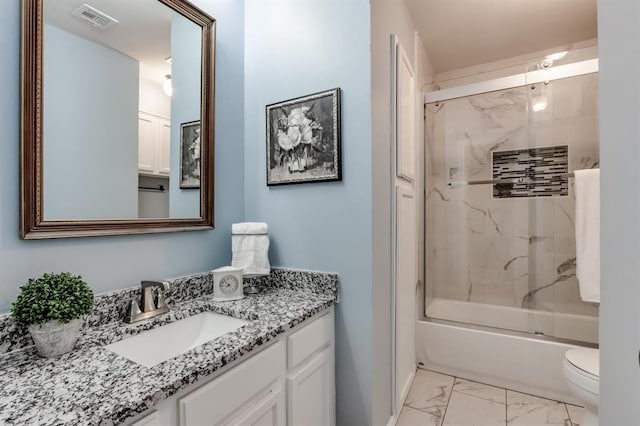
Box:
[20,0,215,239]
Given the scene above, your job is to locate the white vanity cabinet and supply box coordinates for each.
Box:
[222,383,286,426]
[179,341,286,425]
[138,111,171,177]
[286,311,335,425]
[126,307,334,426]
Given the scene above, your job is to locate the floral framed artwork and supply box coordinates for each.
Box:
[180,120,201,189]
[266,88,341,185]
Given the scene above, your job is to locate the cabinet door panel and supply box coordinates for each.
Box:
[129,411,158,426]
[179,341,285,425]
[138,114,155,173]
[158,120,171,176]
[225,385,285,426]
[286,348,333,426]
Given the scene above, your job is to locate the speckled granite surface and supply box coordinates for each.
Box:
[0,268,338,425]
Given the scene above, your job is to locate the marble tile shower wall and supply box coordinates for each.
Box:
[425,73,599,319]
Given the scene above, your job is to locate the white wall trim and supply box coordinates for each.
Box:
[385,369,416,426]
[386,413,398,426]
[389,32,400,417]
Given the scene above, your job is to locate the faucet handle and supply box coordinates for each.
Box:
[141,280,171,292]
[142,286,156,312]
[156,282,170,311]
[140,280,171,313]
[125,299,142,323]
[156,291,169,310]
[141,280,164,289]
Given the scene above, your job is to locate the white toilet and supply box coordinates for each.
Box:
[563,347,599,425]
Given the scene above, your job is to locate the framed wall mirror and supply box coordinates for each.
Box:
[20,0,215,239]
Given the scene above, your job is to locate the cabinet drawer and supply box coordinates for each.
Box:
[287,310,333,370]
[179,340,285,425]
[224,383,285,426]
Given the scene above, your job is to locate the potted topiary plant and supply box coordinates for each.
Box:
[11,272,94,357]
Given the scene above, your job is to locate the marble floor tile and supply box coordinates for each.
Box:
[453,378,506,404]
[506,390,571,425]
[443,391,506,426]
[565,404,584,426]
[397,406,443,426]
[401,370,581,426]
[405,369,455,418]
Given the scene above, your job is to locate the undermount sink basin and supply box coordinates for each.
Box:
[105,312,250,367]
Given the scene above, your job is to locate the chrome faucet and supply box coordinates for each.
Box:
[125,280,171,323]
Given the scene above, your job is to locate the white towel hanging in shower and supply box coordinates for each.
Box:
[574,169,600,303]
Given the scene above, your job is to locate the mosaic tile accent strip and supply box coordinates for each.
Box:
[492,145,569,198]
[0,268,338,355]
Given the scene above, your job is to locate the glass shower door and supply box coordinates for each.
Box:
[424,71,599,344]
[524,73,600,343]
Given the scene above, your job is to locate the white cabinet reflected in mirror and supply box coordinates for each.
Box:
[21,0,215,238]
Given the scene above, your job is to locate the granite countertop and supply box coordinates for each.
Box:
[0,268,338,425]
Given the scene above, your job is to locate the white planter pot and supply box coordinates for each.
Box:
[28,318,82,357]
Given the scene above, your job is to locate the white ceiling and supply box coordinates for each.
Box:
[405,0,598,74]
[44,0,177,87]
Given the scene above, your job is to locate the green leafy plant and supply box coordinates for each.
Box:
[11,272,94,331]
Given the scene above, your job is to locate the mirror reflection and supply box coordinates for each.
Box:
[42,0,202,220]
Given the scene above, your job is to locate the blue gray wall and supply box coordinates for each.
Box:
[170,13,203,219]
[0,0,244,312]
[43,24,139,220]
[243,0,374,424]
[2,1,382,423]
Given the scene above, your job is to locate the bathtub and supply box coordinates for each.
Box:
[417,298,598,405]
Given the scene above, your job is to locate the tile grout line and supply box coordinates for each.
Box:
[417,366,583,408]
[505,388,508,425]
[402,369,449,423]
[439,375,457,424]
[563,403,573,426]
[451,379,508,406]
[446,377,509,426]
[412,368,581,425]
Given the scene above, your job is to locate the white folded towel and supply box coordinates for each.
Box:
[231,222,271,276]
[574,169,600,303]
[232,222,268,235]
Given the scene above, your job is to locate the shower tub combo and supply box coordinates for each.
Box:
[417,299,597,404]
[419,53,599,405]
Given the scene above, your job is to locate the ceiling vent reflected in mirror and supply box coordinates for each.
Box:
[72,4,119,30]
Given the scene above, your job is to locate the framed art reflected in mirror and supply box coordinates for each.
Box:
[180,120,201,189]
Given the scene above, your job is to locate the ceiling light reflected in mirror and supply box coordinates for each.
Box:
[163,74,173,96]
[532,95,548,112]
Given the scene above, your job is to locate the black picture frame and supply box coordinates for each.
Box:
[266,88,341,186]
[180,120,201,189]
